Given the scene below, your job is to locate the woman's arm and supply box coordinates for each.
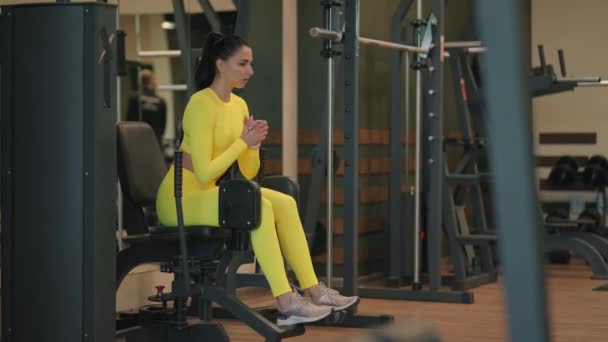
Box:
[237,101,260,179]
[187,96,248,185]
[238,143,261,179]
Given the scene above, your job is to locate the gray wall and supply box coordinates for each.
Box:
[240,0,283,136]
[532,0,608,205]
[237,0,283,164]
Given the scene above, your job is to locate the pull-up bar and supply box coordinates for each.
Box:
[558,76,601,83]
[444,40,483,48]
[309,27,430,54]
[310,27,487,56]
[467,47,487,54]
[138,50,182,58]
[359,37,429,53]
[577,80,608,87]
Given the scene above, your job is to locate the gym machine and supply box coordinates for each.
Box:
[530,44,607,97]
[308,0,496,304]
[441,41,608,280]
[1,3,118,341]
[115,122,306,342]
[527,45,608,278]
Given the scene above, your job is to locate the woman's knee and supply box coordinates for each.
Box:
[262,197,272,209]
[261,198,275,220]
[251,198,275,239]
[268,192,297,212]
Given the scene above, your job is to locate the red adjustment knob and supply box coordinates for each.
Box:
[155,285,165,295]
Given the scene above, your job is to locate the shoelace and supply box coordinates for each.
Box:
[318,282,339,295]
[292,284,304,294]
[290,282,338,307]
[294,282,339,296]
[280,290,303,314]
[291,289,315,307]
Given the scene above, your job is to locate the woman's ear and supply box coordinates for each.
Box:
[215,59,224,74]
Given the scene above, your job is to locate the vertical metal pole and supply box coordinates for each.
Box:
[116,0,124,251]
[388,4,404,286]
[404,52,410,190]
[134,14,143,122]
[412,0,423,289]
[388,0,415,286]
[303,87,331,246]
[172,0,194,98]
[282,0,298,182]
[198,0,222,33]
[404,47,413,281]
[325,4,334,289]
[425,0,444,292]
[476,1,549,341]
[343,0,360,296]
[302,14,343,252]
[1,7,15,339]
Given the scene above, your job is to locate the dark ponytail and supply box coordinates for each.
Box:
[195,32,251,91]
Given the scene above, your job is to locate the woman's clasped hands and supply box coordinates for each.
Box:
[241,116,268,149]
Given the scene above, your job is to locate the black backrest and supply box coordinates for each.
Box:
[117,121,168,208]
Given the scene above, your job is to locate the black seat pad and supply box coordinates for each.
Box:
[148,225,232,241]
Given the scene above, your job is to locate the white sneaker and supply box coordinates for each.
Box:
[276,290,333,326]
[310,282,359,311]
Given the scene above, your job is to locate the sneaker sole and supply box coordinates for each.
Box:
[276,309,333,326]
[333,297,360,311]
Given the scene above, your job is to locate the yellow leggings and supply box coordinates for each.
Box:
[156,167,318,297]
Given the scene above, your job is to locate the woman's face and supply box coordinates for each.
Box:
[217,45,254,89]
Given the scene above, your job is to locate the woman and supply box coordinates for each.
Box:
[156,32,359,326]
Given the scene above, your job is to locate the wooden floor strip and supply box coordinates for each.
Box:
[216,258,608,342]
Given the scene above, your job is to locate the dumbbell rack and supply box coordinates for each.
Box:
[540,162,608,279]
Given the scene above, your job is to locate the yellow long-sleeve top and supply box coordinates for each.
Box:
[156,89,319,298]
[156,88,259,226]
[181,87,260,188]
